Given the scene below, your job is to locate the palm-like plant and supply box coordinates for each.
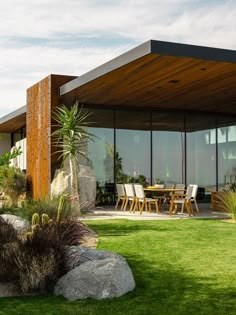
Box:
[51,102,94,213]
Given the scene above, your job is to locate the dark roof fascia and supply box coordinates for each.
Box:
[59,40,152,96]
[0,105,26,125]
[59,39,236,96]
[150,40,236,63]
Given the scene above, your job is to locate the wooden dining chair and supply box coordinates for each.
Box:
[115,184,127,210]
[171,185,193,216]
[133,184,159,215]
[123,184,136,211]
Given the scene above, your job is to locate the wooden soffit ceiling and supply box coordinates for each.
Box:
[0,106,26,133]
[60,40,236,115]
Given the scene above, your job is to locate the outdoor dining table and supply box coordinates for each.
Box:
[144,187,185,214]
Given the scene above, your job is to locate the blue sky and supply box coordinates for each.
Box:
[0,0,236,117]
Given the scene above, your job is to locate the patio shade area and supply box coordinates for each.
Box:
[60,40,236,115]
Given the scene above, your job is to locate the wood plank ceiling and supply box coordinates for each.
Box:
[61,53,236,115]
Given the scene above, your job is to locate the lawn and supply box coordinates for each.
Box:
[0,219,236,315]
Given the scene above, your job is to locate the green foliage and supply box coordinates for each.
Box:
[228,182,236,192]
[0,147,22,166]
[0,165,26,203]
[32,213,40,226]
[0,217,88,293]
[219,191,236,221]
[51,102,95,167]
[19,195,75,221]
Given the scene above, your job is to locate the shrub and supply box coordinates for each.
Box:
[0,217,19,281]
[0,217,88,293]
[20,194,75,221]
[0,166,26,204]
[219,191,236,221]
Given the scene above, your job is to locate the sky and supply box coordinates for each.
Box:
[1,0,236,117]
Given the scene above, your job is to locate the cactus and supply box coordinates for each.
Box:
[56,194,68,223]
[32,213,40,226]
[41,213,50,224]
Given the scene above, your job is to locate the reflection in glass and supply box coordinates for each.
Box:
[153,131,185,184]
[187,129,216,194]
[218,126,236,190]
[116,129,151,184]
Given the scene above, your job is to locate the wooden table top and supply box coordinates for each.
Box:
[144,187,184,192]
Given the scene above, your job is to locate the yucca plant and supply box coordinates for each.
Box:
[51,102,95,214]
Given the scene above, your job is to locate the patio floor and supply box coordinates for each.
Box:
[81,203,229,221]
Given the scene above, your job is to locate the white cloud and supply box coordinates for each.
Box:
[0,0,236,116]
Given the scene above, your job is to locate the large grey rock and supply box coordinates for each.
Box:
[51,169,71,197]
[0,214,30,234]
[51,166,96,209]
[78,165,96,209]
[64,246,125,271]
[0,282,21,298]
[54,257,135,300]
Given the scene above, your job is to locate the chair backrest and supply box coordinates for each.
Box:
[174,184,185,194]
[165,183,175,189]
[134,184,145,199]
[116,184,125,197]
[185,185,193,200]
[124,184,135,198]
[189,184,198,198]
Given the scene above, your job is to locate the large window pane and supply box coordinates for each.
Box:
[186,115,216,199]
[218,125,236,190]
[116,110,151,185]
[87,109,114,204]
[152,112,185,184]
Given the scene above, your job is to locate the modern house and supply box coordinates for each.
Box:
[1,39,236,203]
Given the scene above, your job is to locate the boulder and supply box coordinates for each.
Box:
[0,282,21,298]
[64,246,125,271]
[78,165,96,209]
[0,214,30,234]
[54,257,135,300]
[51,166,96,209]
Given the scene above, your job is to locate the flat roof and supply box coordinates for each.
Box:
[0,105,26,133]
[60,39,236,115]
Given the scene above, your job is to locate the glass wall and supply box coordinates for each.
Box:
[116,110,151,185]
[186,115,216,199]
[87,109,115,204]
[152,112,185,185]
[218,124,236,190]
[83,107,236,204]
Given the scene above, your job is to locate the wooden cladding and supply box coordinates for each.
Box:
[61,53,236,115]
[26,74,76,199]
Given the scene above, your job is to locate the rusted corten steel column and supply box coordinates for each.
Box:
[26,74,76,199]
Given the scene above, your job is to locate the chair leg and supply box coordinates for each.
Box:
[194,199,199,213]
[132,198,138,213]
[121,197,126,210]
[155,200,159,213]
[181,203,184,214]
[123,198,129,211]
[140,201,145,215]
[130,198,135,212]
[115,197,120,209]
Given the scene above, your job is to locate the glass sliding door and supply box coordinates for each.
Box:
[152,112,185,185]
[218,124,236,190]
[87,109,115,204]
[186,114,216,200]
[116,110,151,185]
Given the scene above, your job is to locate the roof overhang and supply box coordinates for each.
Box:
[60,40,236,115]
[0,106,26,133]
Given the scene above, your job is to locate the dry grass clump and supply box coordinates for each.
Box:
[0,218,88,293]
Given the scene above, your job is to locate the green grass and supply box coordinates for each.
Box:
[0,219,236,315]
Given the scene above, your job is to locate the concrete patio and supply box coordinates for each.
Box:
[81,203,229,221]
